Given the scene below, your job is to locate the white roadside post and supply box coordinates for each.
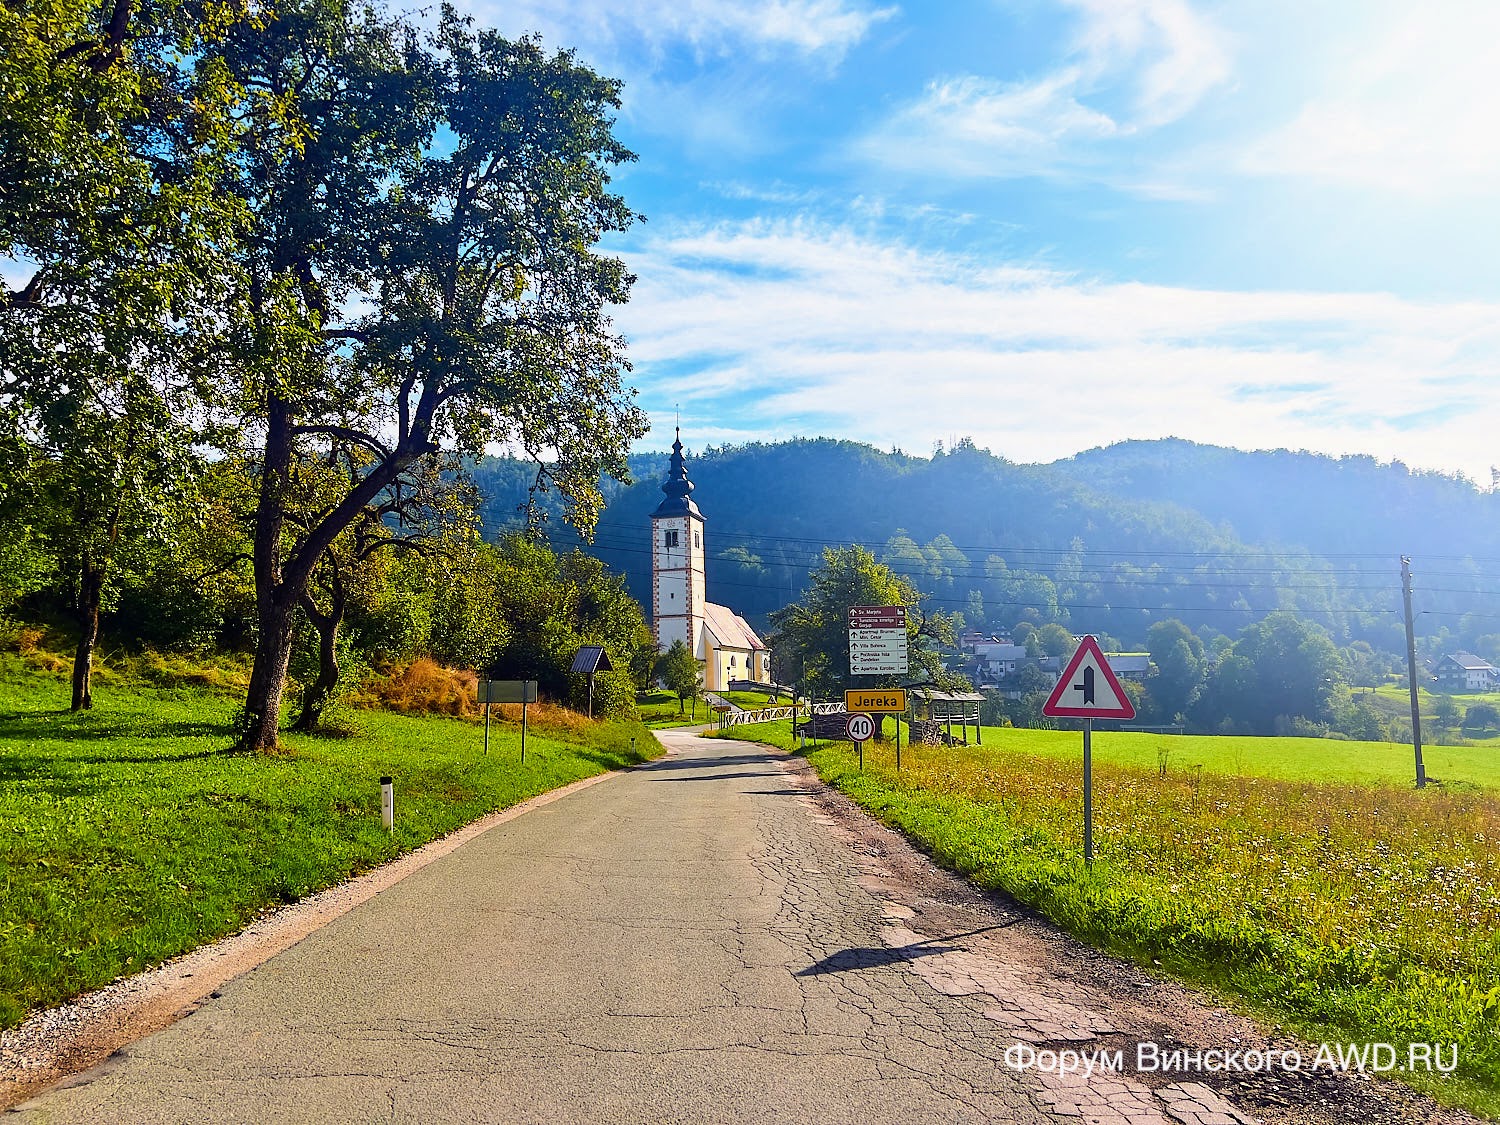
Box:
[380,776,394,834]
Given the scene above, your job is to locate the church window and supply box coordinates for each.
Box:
[664,529,679,548]
[694,531,700,548]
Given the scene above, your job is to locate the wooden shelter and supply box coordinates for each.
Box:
[908,688,985,746]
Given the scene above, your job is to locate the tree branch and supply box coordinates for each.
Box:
[289,424,393,461]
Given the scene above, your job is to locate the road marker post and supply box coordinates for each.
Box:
[380,776,394,834]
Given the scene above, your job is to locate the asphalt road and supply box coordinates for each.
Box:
[12,730,1254,1124]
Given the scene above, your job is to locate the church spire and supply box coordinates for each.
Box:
[653,427,704,519]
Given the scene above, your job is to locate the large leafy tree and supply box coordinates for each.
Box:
[1197,612,1343,734]
[769,545,958,705]
[1,0,245,708]
[1144,618,1207,723]
[214,1,647,751]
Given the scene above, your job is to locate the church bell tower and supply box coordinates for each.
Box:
[651,429,706,657]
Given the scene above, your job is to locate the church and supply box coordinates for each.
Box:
[651,431,772,692]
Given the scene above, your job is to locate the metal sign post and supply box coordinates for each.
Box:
[1041,637,1134,871]
[1083,719,1093,867]
[478,680,539,761]
[846,712,874,769]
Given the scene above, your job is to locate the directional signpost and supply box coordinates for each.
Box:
[848,606,908,675]
[848,607,909,770]
[1042,636,1135,869]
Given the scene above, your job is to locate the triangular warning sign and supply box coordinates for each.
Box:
[1042,635,1136,719]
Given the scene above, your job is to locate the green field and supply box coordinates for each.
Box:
[636,690,708,727]
[717,688,789,710]
[712,717,1500,1117]
[0,654,659,1028]
[968,723,1500,789]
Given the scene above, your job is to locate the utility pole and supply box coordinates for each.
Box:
[1401,556,1427,789]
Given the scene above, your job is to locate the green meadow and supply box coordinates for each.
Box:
[713,718,1500,1117]
[969,723,1500,789]
[0,654,658,1028]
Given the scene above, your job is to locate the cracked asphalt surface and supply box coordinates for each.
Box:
[8,730,1464,1123]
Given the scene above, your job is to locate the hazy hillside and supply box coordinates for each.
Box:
[470,438,1500,659]
[1052,439,1500,559]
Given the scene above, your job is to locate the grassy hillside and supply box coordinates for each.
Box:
[0,652,659,1028]
[712,719,1500,1117]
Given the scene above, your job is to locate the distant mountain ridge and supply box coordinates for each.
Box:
[1050,438,1500,560]
[471,437,1499,656]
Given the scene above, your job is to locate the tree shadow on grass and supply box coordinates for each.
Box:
[0,715,230,746]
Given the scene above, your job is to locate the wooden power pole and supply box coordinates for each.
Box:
[1401,556,1427,789]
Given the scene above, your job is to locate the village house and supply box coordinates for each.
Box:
[1434,652,1498,693]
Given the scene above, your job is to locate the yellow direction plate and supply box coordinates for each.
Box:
[844,688,907,713]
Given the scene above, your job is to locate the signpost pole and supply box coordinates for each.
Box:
[1083,719,1094,869]
[483,679,491,756]
[521,697,528,763]
[895,714,901,771]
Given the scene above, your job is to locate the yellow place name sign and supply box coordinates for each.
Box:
[844,689,907,713]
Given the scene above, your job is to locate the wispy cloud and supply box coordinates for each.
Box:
[620,220,1500,481]
[857,0,1229,182]
[1238,5,1500,196]
[472,0,896,62]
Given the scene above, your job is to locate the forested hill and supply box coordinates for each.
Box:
[1051,439,1500,560]
[471,438,1500,657]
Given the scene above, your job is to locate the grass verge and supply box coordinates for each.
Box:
[0,653,660,1029]
[636,690,708,728]
[711,718,1500,1118]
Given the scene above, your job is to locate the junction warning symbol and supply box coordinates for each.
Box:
[1042,636,1136,720]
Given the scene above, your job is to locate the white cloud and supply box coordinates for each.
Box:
[469,0,896,62]
[620,220,1500,483]
[858,0,1229,180]
[1239,4,1500,196]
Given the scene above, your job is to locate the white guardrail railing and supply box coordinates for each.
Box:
[717,701,849,728]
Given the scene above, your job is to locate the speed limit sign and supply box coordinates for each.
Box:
[845,713,874,742]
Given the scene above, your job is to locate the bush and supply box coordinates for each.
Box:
[356,657,479,718]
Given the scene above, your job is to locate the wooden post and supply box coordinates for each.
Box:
[1401,556,1427,789]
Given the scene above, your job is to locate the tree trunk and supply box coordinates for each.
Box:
[292,612,339,731]
[237,392,294,753]
[293,574,344,732]
[239,595,300,752]
[70,551,104,711]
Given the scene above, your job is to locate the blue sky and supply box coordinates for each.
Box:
[467,1,1500,482]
